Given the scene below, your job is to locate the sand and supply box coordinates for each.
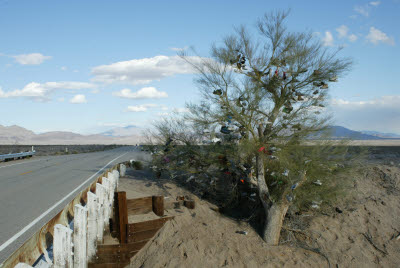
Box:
[118,161,400,268]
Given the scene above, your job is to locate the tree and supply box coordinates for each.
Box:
[174,10,355,245]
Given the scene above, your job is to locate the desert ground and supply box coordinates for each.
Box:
[117,146,400,268]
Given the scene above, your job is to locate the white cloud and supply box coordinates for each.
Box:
[91,55,204,85]
[127,104,158,112]
[58,97,65,102]
[330,95,400,133]
[322,31,334,47]
[354,5,370,17]
[61,66,67,71]
[354,1,380,17]
[0,81,96,101]
[156,112,170,116]
[348,34,358,42]
[170,46,189,52]
[113,87,168,99]
[70,94,87,104]
[172,107,189,113]
[336,25,358,42]
[13,53,52,65]
[91,89,100,94]
[336,25,349,38]
[366,27,395,45]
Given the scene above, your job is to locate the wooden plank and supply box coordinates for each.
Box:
[127,228,160,243]
[127,206,153,215]
[127,216,174,233]
[152,195,164,216]
[96,241,149,254]
[117,192,128,244]
[112,192,119,237]
[126,196,152,209]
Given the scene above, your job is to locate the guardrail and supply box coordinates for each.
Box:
[0,151,35,161]
[1,162,129,268]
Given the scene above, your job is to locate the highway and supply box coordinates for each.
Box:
[0,146,147,263]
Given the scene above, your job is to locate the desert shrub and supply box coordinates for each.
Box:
[132,161,143,170]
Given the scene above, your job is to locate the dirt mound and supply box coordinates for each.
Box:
[119,163,400,268]
[301,164,400,267]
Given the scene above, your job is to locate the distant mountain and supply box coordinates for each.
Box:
[360,130,400,139]
[0,124,144,145]
[0,124,398,145]
[326,126,385,140]
[0,125,36,144]
[101,125,142,137]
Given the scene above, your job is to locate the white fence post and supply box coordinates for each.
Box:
[87,192,98,261]
[53,224,73,268]
[102,177,111,227]
[112,170,120,190]
[107,172,116,204]
[73,204,88,268]
[14,264,33,268]
[96,183,106,243]
[120,163,126,177]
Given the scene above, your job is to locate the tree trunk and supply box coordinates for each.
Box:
[256,154,289,245]
[264,202,289,245]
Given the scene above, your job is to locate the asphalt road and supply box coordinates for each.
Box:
[0,146,148,264]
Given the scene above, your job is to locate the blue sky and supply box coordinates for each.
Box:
[0,0,399,134]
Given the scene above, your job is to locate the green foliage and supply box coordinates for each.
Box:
[147,10,360,212]
[132,161,143,170]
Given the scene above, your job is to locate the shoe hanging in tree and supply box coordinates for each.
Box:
[313,81,321,87]
[213,89,222,95]
[220,126,231,134]
[329,76,338,82]
[165,137,173,147]
[321,83,328,89]
[313,90,319,95]
[313,70,321,76]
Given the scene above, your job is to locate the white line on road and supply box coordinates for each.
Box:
[0,152,128,253]
[0,159,43,169]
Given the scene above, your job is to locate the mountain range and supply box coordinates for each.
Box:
[0,125,144,145]
[0,124,399,145]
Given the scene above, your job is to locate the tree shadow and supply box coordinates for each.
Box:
[123,165,266,237]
